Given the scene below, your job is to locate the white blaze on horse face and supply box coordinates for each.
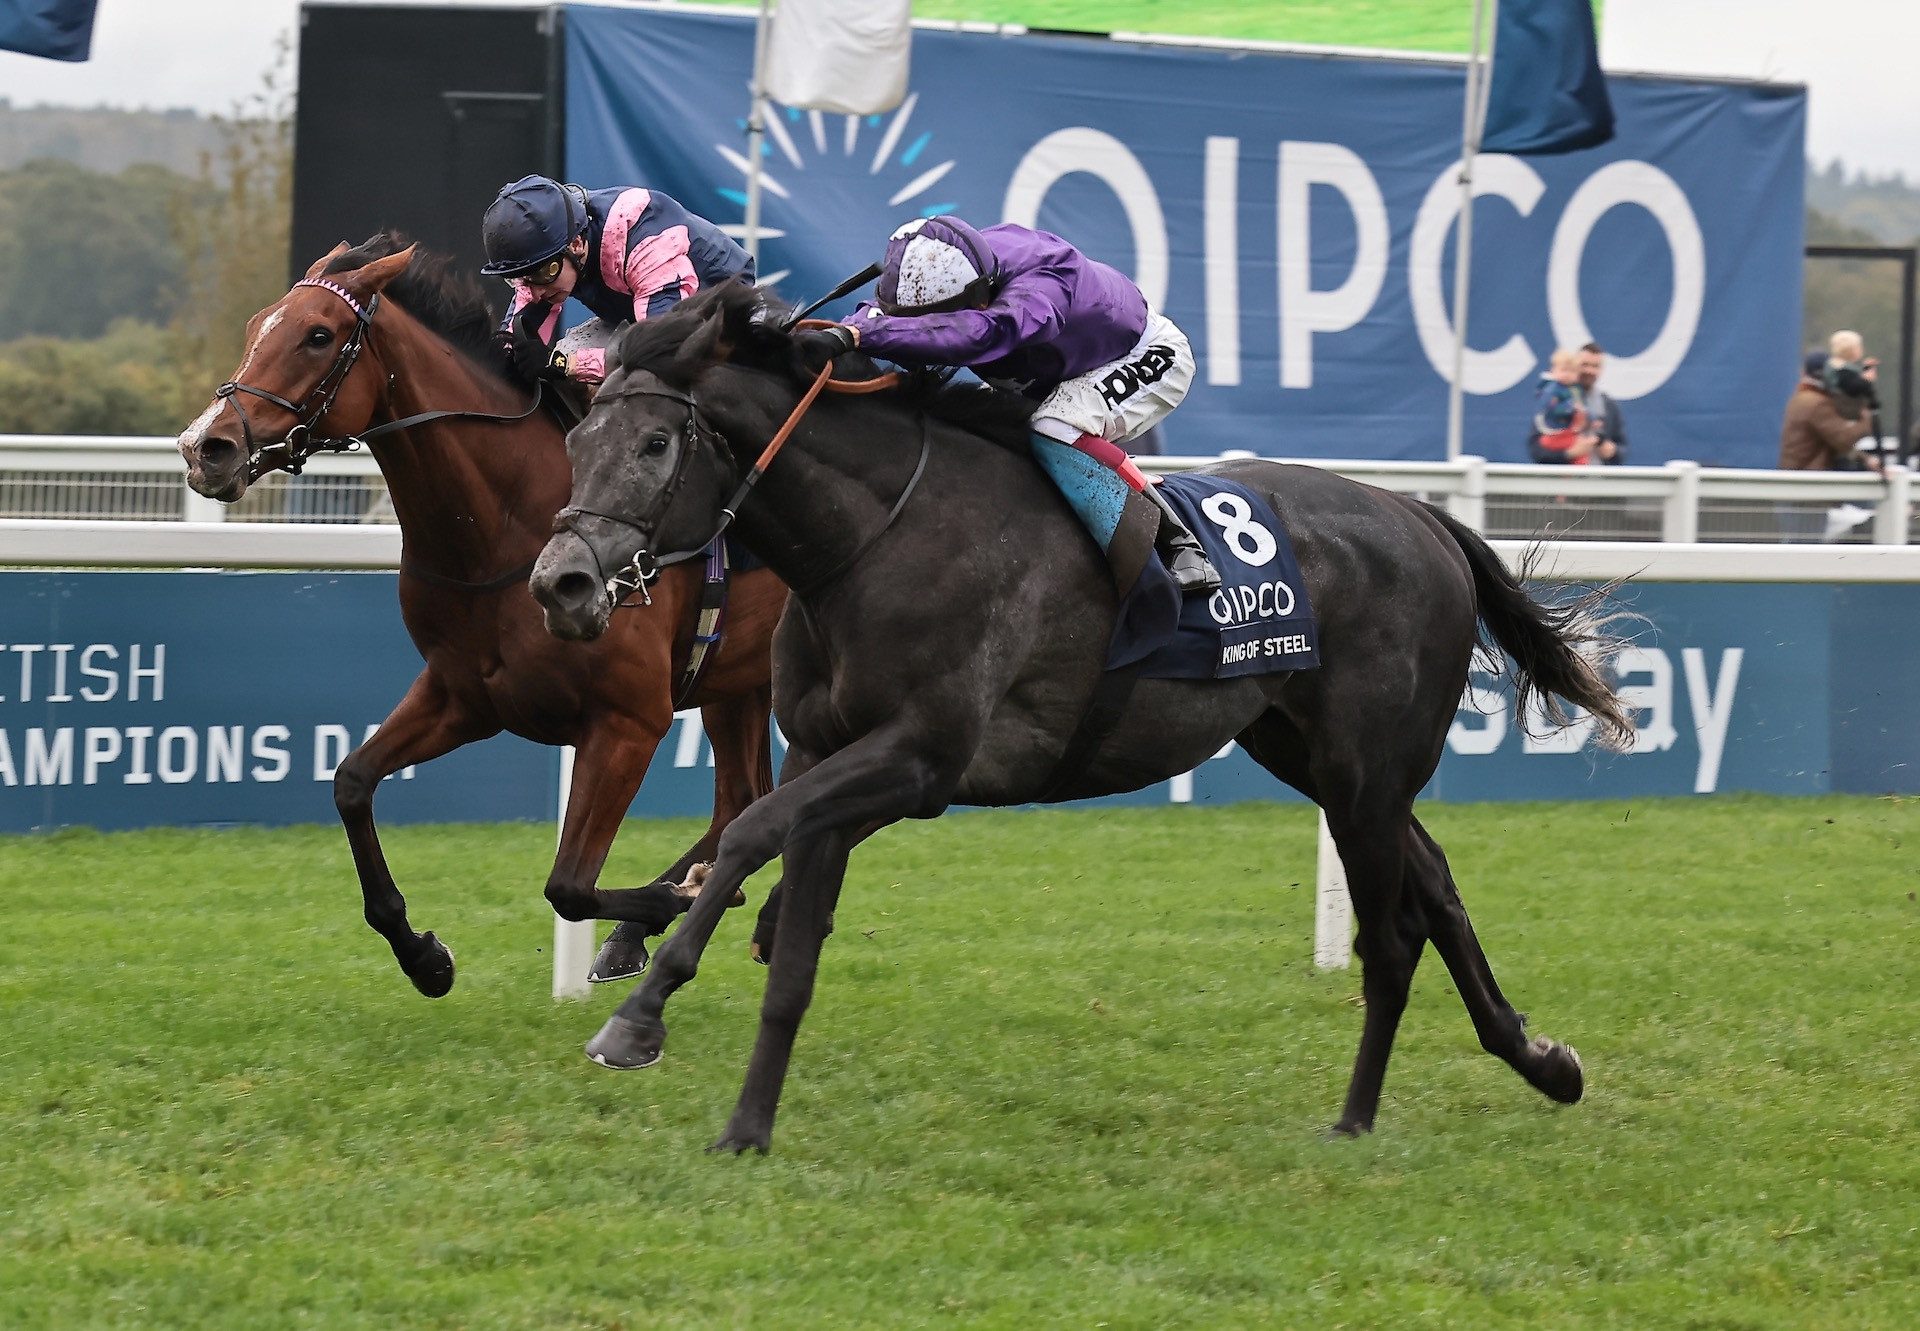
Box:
[177,397,224,455]
[233,307,288,381]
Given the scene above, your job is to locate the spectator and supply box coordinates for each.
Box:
[1573,342,1626,464]
[1528,348,1592,464]
[1824,329,1886,466]
[1779,347,1880,472]
[1526,343,1626,465]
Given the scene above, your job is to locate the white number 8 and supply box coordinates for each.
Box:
[1200,493,1278,567]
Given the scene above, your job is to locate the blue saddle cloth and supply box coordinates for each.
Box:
[1107,473,1319,679]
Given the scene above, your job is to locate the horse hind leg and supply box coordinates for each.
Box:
[1237,711,1426,1136]
[1406,817,1584,1106]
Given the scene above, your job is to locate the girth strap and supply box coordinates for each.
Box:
[669,538,731,709]
[1038,664,1142,802]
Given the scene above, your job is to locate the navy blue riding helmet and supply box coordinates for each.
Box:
[480,175,591,278]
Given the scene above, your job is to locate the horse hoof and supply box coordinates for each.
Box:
[1324,1120,1372,1142]
[1529,1037,1585,1104]
[406,933,456,998]
[707,1130,771,1155]
[748,939,769,966]
[584,1014,663,1069]
[587,933,650,984]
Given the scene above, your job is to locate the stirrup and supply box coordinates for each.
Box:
[1166,544,1221,594]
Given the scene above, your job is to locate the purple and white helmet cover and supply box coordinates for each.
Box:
[875,216,1000,312]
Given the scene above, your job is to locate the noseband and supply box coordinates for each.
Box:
[552,378,723,605]
[213,277,544,482]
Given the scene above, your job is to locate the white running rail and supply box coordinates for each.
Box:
[1,434,1913,545]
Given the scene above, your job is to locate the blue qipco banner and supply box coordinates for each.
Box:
[563,6,1804,468]
[2,574,1914,833]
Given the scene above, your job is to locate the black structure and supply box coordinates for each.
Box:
[292,3,563,317]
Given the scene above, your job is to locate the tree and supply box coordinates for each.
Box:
[0,158,200,339]
[0,320,185,435]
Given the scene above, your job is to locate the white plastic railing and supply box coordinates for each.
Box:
[3,433,1909,546]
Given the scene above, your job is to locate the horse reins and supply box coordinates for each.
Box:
[555,337,906,607]
[216,276,544,483]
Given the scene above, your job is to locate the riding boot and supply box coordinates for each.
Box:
[1141,483,1222,594]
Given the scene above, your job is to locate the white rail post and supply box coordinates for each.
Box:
[552,745,594,998]
[182,481,227,523]
[1662,460,1701,543]
[1314,810,1352,970]
[1447,454,1488,531]
[1875,463,1911,545]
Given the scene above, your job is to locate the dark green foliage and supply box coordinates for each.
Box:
[0,320,183,435]
[0,159,200,341]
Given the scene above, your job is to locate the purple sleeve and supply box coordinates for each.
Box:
[849,265,1071,366]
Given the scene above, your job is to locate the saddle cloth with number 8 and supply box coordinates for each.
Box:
[1107,472,1320,679]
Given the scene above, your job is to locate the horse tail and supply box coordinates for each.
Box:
[1423,502,1637,751]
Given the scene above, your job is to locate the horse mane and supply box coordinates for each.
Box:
[610,280,1038,455]
[324,232,510,383]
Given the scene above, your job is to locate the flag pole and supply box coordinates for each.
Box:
[743,0,776,265]
[1446,0,1499,462]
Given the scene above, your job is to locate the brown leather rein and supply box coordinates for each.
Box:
[556,322,904,605]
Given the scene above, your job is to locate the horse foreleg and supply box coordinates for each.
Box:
[543,719,687,966]
[591,684,773,983]
[335,672,498,997]
[710,830,851,1155]
[586,731,951,1132]
[1406,817,1584,1106]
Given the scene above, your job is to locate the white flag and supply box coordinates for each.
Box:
[762,0,913,116]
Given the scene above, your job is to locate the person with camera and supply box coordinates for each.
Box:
[1778,333,1882,473]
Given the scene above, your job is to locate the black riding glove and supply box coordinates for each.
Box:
[791,325,857,379]
[504,302,568,384]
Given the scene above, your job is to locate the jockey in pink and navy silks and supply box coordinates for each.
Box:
[792,217,1218,594]
[480,175,754,387]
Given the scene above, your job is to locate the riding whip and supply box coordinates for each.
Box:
[782,262,883,328]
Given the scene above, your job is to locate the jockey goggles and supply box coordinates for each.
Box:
[508,254,568,288]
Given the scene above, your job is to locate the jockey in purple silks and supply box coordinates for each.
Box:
[480,174,754,388]
[792,216,1219,595]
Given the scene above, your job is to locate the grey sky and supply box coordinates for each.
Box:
[2,1,1916,180]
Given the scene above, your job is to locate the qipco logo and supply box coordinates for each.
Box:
[1001,130,1704,402]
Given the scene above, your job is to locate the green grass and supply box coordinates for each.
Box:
[3,796,1917,1329]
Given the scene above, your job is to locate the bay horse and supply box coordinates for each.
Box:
[176,235,786,995]
[528,280,1635,1155]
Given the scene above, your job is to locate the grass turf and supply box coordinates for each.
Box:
[2,795,1917,1328]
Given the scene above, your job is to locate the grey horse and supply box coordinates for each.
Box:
[528,280,1632,1154]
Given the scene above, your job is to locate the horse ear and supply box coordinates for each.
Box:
[343,243,417,296]
[671,305,731,374]
[303,241,351,279]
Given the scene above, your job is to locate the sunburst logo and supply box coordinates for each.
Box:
[709,92,962,294]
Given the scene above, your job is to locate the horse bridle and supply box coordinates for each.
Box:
[553,378,731,606]
[552,352,918,606]
[214,276,543,482]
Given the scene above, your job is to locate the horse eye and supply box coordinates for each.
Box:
[644,435,671,456]
[306,326,334,348]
